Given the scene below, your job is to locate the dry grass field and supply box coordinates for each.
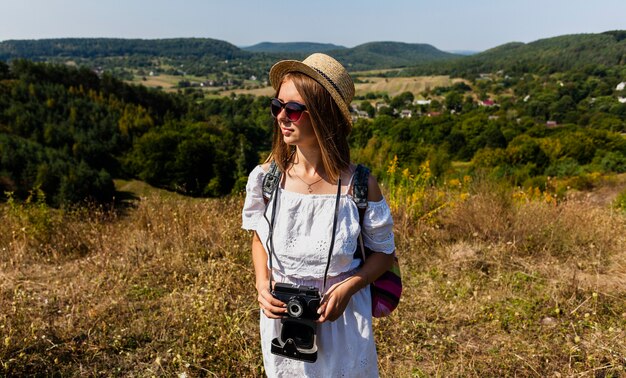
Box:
[1,178,625,377]
[133,75,182,92]
[354,76,467,98]
[230,75,467,99]
[156,75,468,99]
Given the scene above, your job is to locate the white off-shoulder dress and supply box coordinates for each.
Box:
[242,165,395,378]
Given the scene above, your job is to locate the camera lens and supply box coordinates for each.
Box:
[287,298,304,318]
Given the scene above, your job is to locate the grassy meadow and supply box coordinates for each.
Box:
[1,174,626,377]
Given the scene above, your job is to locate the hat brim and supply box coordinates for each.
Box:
[269,60,352,125]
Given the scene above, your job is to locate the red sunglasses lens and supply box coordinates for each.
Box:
[284,103,304,121]
[270,98,305,122]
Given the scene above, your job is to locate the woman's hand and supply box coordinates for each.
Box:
[316,275,366,322]
[257,280,287,319]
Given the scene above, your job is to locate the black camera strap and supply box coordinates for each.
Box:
[263,170,341,296]
[322,178,342,295]
[263,173,281,294]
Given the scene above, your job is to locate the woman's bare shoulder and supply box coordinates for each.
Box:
[367,172,383,202]
[259,162,271,173]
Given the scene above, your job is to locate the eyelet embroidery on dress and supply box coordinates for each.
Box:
[315,239,329,253]
[284,236,297,251]
[343,237,356,256]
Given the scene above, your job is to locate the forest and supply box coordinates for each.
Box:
[0,59,271,205]
[2,50,626,206]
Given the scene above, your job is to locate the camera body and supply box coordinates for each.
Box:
[272,282,321,320]
[270,282,321,362]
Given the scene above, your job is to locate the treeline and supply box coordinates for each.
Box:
[0,60,271,206]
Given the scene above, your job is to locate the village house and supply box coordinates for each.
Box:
[616,82,626,91]
[400,109,412,118]
[350,105,370,120]
[546,121,558,128]
[480,99,497,107]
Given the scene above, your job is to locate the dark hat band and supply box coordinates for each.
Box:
[313,67,344,102]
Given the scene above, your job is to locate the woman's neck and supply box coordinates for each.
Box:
[293,146,324,176]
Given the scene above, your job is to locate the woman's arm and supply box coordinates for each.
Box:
[252,232,287,318]
[317,172,395,322]
[317,251,393,322]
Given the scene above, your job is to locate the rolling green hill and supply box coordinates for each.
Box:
[242,41,346,54]
[466,32,626,72]
[0,37,250,60]
[333,41,461,70]
[400,31,626,77]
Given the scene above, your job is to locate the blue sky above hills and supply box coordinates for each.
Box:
[2,0,625,52]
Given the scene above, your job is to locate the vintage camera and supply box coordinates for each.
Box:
[270,282,321,362]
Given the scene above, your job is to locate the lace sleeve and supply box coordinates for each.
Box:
[241,165,266,230]
[362,197,395,254]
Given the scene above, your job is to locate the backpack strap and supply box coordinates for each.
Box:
[353,164,370,213]
[262,160,282,202]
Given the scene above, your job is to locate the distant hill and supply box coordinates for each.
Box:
[0,37,251,60]
[3,32,624,78]
[242,42,347,54]
[0,38,462,75]
[333,42,461,71]
[401,31,626,76]
[242,41,461,70]
[470,32,626,72]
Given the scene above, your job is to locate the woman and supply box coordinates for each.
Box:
[241,53,395,377]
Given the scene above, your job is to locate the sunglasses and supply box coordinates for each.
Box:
[270,98,307,122]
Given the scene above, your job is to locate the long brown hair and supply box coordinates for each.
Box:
[266,72,351,183]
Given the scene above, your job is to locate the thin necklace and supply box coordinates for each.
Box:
[291,167,324,193]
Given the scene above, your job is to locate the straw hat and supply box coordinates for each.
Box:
[269,53,355,125]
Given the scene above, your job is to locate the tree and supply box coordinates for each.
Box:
[360,101,376,118]
[389,91,414,110]
[445,91,463,113]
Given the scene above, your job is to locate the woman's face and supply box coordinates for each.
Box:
[275,78,318,148]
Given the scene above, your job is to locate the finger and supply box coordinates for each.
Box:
[258,297,286,316]
[262,307,284,319]
[317,302,326,316]
[258,290,287,316]
[259,288,286,307]
[259,300,286,318]
[322,296,337,320]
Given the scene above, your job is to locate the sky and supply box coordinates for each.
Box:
[1,0,625,52]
